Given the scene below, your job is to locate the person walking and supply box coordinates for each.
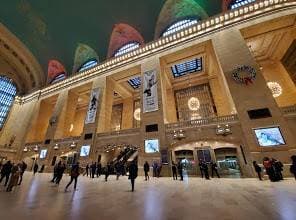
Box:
[290,155,296,180]
[202,162,210,180]
[18,161,27,185]
[51,161,61,182]
[211,161,220,178]
[105,163,111,182]
[65,162,80,192]
[172,162,178,180]
[115,162,121,180]
[129,161,138,192]
[273,158,284,180]
[85,163,89,177]
[6,163,21,192]
[198,160,204,178]
[91,162,96,178]
[96,162,102,177]
[253,161,262,180]
[143,161,150,181]
[55,162,66,185]
[0,160,13,186]
[33,163,39,175]
[177,161,183,181]
[152,162,158,177]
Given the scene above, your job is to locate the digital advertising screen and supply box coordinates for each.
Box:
[254,127,285,147]
[144,139,159,153]
[80,145,90,157]
[39,149,47,159]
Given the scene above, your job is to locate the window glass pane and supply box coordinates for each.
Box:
[78,59,98,72]
[170,57,202,78]
[230,0,255,9]
[127,76,141,89]
[162,19,199,37]
[114,42,140,57]
[0,76,17,129]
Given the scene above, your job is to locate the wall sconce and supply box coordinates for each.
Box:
[33,145,39,152]
[23,146,28,152]
[54,144,59,150]
[173,129,186,140]
[70,142,76,148]
[216,124,232,136]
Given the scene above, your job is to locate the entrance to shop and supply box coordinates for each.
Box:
[59,151,79,168]
[214,148,241,177]
[175,150,196,176]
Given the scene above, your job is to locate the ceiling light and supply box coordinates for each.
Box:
[267,82,282,98]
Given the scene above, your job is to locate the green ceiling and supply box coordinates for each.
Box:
[0,0,221,75]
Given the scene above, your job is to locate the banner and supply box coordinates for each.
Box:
[85,88,100,124]
[143,69,158,113]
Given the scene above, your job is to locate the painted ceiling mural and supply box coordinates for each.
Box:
[73,43,99,73]
[0,0,221,78]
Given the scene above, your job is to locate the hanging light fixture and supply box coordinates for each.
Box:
[33,145,39,152]
[54,144,59,150]
[267,82,282,98]
[70,142,76,148]
[23,146,28,152]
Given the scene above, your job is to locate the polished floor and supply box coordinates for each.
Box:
[0,173,295,220]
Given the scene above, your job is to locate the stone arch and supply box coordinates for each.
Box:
[72,43,99,73]
[154,0,208,39]
[107,23,144,58]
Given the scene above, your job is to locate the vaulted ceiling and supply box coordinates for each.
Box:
[0,0,221,78]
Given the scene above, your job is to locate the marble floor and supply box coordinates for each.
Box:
[0,173,295,220]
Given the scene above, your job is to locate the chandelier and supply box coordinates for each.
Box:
[267,82,282,98]
[188,97,200,111]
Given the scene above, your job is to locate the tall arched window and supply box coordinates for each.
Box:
[0,76,17,129]
[114,42,140,57]
[229,0,255,10]
[161,19,199,37]
[78,59,98,72]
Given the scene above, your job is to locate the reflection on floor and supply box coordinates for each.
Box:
[0,173,295,220]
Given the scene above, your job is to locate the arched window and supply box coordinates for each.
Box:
[229,0,256,10]
[50,73,66,84]
[162,19,199,37]
[78,59,98,72]
[0,76,17,129]
[114,42,140,57]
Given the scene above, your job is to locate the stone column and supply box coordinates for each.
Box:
[121,97,133,129]
[212,29,296,176]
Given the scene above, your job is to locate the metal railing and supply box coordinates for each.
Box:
[281,105,296,115]
[165,114,239,131]
[97,128,141,138]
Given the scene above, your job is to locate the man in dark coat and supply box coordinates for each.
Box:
[96,162,102,177]
[177,161,183,181]
[85,164,89,177]
[202,162,210,180]
[18,161,27,185]
[0,160,12,186]
[105,163,111,182]
[65,162,80,192]
[91,162,96,178]
[129,161,138,192]
[143,161,150,181]
[51,161,61,182]
[33,163,39,175]
[211,161,220,178]
[55,162,66,185]
[253,161,262,180]
[198,159,204,178]
[172,162,177,180]
[290,155,296,180]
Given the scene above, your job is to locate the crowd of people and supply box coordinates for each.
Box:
[0,161,27,192]
[1,155,296,193]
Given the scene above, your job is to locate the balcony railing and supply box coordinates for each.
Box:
[54,136,81,144]
[97,128,141,138]
[281,105,296,116]
[24,141,43,146]
[165,114,239,131]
